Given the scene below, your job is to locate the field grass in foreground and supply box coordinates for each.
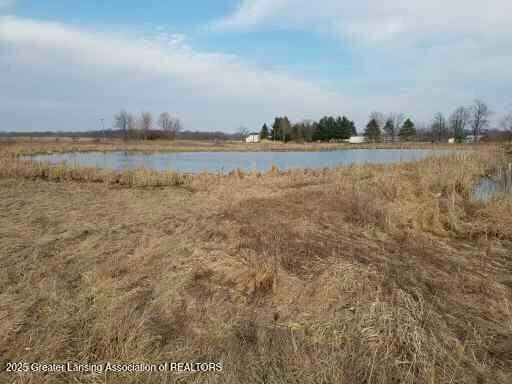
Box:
[1,145,512,383]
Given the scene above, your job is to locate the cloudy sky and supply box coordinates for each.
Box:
[0,0,511,132]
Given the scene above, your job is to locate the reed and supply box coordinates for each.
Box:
[0,142,511,384]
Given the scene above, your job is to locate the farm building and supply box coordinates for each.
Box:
[464,135,484,143]
[245,133,260,143]
[347,136,368,144]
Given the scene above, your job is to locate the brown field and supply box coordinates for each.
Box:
[1,141,512,383]
[0,137,477,156]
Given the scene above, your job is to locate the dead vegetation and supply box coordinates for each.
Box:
[0,142,511,383]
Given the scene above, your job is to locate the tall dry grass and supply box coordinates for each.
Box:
[0,143,511,383]
[0,157,188,187]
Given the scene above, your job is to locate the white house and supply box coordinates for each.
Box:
[245,133,260,143]
[347,136,368,144]
[448,138,455,144]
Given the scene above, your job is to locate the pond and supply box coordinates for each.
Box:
[30,149,445,173]
[472,176,512,201]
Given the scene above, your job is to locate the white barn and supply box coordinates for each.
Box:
[245,133,260,143]
[347,136,368,144]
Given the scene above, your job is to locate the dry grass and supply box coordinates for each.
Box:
[1,142,511,383]
[1,137,476,156]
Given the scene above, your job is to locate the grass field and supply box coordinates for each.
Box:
[1,141,512,383]
[0,137,475,156]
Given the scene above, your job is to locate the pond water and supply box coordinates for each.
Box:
[472,177,512,201]
[30,149,445,173]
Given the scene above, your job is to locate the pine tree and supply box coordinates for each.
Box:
[399,118,416,141]
[350,120,357,136]
[272,117,281,141]
[383,119,394,137]
[260,123,269,139]
[340,116,353,139]
[334,116,344,140]
[365,118,381,142]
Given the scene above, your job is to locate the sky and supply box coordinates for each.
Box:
[0,0,511,132]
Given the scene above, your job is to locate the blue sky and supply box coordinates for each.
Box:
[1,0,511,132]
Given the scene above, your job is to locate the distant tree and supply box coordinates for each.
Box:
[383,118,395,137]
[260,123,270,139]
[158,112,181,140]
[300,120,316,142]
[333,116,344,140]
[238,126,250,140]
[140,112,153,140]
[271,118,280,140]
[158,112,171,131]
[470,100,491,139]
[271,117,291,141]
[338,116,353,140]
[399,118,416,140]
[369,111,385,128]
[431,113,448,142]
[290,123,304,142]
[449,106,470,143]
[314,116,330,141]
[350,120,357,136]
[114,109,133,140]
[382,113,404,141]
[282,116,292,141]
[364,118,381,142]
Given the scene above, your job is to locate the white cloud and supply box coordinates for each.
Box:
[212,0,512,123]
[1,6,511,133]
[0,16,363,131]
[215,0,512,44]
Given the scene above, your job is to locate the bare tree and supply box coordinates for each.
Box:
[158,113,181,140]
[449,106,470,142]
[470,100,491,140]
[140,112,153,140]
[369,111,385,128]
[387,113,405,141]
[432,112,448,142]
[158,112,171,131]
[114,109,132,140]
[501,113,512,131]
[237,126,250,140]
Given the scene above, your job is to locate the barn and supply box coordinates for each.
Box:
[245,133,260,143]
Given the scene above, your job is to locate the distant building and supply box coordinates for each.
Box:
[245,133,260,143]
[448,138,455,144]
[347,136,368,144]
[464,135,484,143]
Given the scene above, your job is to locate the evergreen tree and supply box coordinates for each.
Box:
[334,116,344,140]
[350,120,357,136]
[365,118,381,142]
[399,118,416,141]
[314,117,329,141]
[271,117,282,141]
[383,118,394,137]
[260,123,269,139]
[280,116,292,142]
[340,116,353,139]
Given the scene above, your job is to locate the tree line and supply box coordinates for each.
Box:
[113,110,182,140]
[258,115,357,142]
[363,100,506,143]
[255,100,511,143]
